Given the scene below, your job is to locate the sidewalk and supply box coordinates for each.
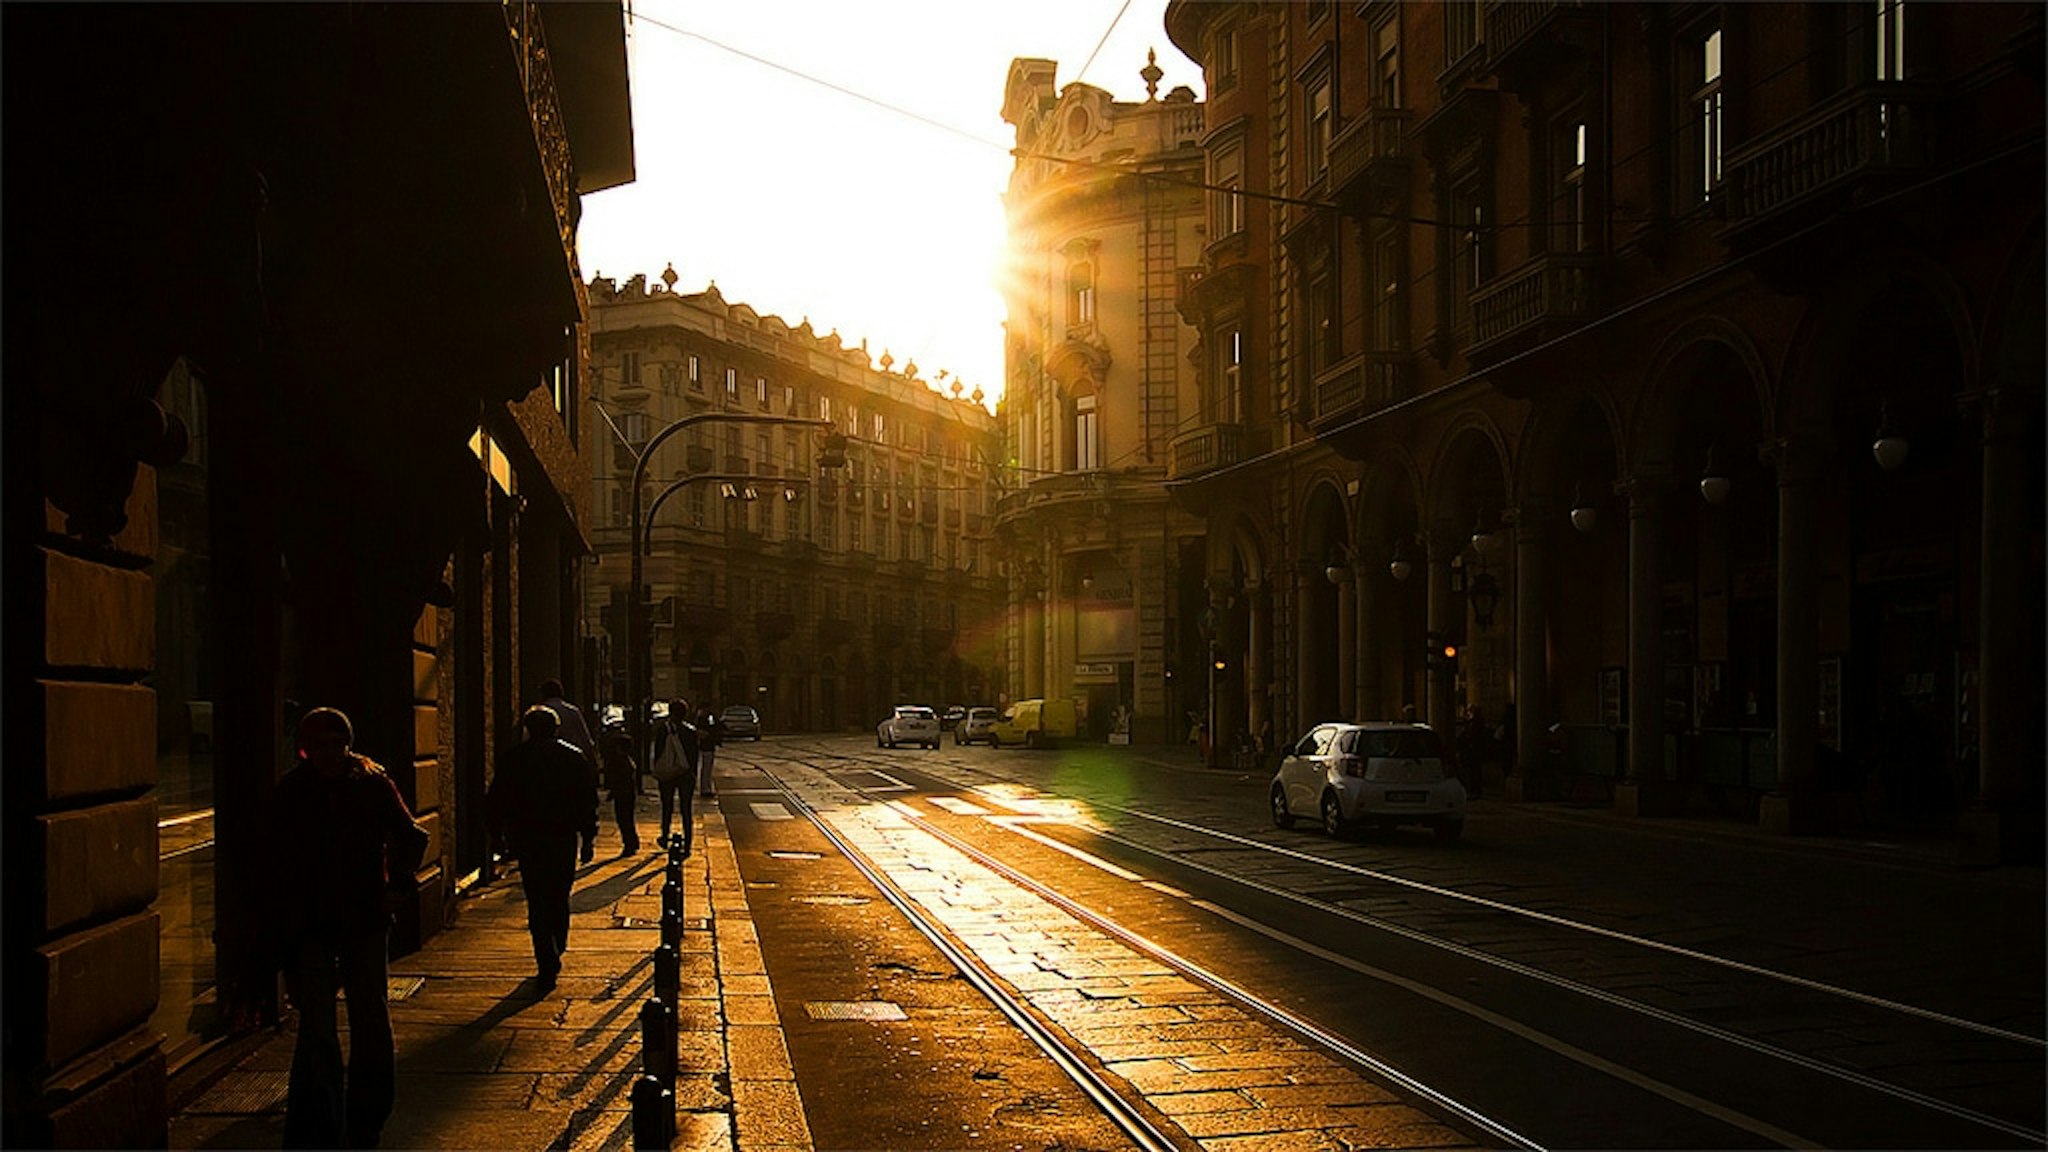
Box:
[168,790,810,1152]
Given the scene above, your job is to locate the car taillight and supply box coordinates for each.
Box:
[1340,756,1365,778]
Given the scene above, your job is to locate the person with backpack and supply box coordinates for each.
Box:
[650,698,699,854]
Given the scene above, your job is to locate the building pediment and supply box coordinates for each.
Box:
[1044,330,1112,394]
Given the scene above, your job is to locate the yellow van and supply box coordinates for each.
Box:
[989,698,1078,749]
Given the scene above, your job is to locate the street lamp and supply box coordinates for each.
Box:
[1569,482,1598,534]
[1699,443,1731,506]
[607,402,834,772]
[1873,401,1909,471]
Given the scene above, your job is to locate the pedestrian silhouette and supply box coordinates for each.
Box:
[650,698,700,853]
[488,705,600,991]
[266,707,430,1150]
[599,730,641,856]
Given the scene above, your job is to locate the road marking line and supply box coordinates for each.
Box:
[1192,899,1822,1151]
[929,796,990,816]
[749,802,794,821]
[1140,880,1190,899]
[990,819,1141,881]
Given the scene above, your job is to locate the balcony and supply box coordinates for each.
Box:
[1329,108,1412,216]
[1308,351,1415,438]
[1722,82,1938,251]
[1168,422,1259,481]
[754,610,795,643]
[844,547,876,571]
[1482,0,1599,91]
[895,557,927,581]
[501,1,577,263]
[1469,253,1599,364]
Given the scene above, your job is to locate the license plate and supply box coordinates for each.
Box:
[1385,790,1428,804]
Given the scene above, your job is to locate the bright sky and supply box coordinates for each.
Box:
[575,0,1202,410]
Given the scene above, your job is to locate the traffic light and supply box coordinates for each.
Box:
[818,431,848,470]
[1425,631,1460,667]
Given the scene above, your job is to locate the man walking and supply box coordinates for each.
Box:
[267,707,430,1150]
[696,702,723,799]
[539,677,599,772]
[489,705,600,991]
[650,699,698,853]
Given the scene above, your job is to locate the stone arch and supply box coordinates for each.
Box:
[1426,415,1512,537]
[1513,374,1624,514]
[1632,316,1775,484]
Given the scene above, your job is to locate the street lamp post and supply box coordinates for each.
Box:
[624,412,832,774]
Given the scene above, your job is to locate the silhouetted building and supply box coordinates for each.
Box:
[1160,0,2043,855]
[4,5,633,1143]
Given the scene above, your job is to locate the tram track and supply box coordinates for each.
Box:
[749,738,2046,1149]
[756,746,1534,1150]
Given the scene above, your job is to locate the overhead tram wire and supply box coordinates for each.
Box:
[1071,0,1134,89]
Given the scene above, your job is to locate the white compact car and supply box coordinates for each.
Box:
[1269,722,1465,841]
[954,706,999,746]
[877,705,941,749]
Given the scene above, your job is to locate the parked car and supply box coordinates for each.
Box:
[955,706,1000,746]
[940,705,967,731]
[1270,722,1465,841]
[720,705,761,740]
[988,698,1077,749]
[877,705,941,749]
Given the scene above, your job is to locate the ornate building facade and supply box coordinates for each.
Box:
[4,5,632,1142]
[584,272,1005,733]
[1159,0,2043,857]
[996,56,1212,745]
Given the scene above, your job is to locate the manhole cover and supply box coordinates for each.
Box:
[804,1001,906,1021]
[796,895,870,907]
[186,1069,288,1115]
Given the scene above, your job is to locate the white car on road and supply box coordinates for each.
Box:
[954,706,1000,746]
[877,705,941,749]
[1270,721,1465,841]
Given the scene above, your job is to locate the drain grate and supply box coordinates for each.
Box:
[804,1000,906,1021]
[186,1069,288,1115]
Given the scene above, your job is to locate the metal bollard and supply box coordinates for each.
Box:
[654,940,680,1008]
[640,997,677,1085]
[661,872,683,921]
[630,1073,673,1148]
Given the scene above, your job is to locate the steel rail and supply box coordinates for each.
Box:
[758,762,1184,1152]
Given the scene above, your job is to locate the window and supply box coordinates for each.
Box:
[1555,119,1588,253]
[1216,24,1240,90]
[1213,328,1242,422]
[1074,394,1100,471]
[688,486,706,528]
[622,410,647,447]
[1211,145,1245,238]
[1306,77,1333,177]
[756,375,769,410]
[1445,0,1480,66]
[756,432,772,472]
[1067,261,1096,328]
[1875,0,1905,80]
[619,351,642,392]
[849,515,864,554]
[1685,25,1724,204]
[687,354,701,390]
[1305,259,1340,374]
[871,411,885,442]
[784,384,796,414]
[724,367,738,404]
[1370,223,1403,351]
[1374,20,1400,109]
[819,395,832,423]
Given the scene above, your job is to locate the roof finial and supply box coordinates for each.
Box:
[1141,48,1163,102]
[660,262,679,290]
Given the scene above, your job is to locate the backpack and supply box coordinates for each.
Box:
[650,719,696,783]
